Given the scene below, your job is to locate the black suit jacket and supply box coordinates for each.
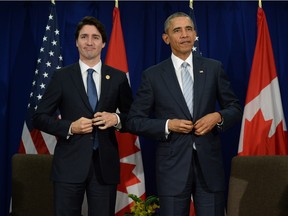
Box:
[127,55,242,195]
[33,63,133,184]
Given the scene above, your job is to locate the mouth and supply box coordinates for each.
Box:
[85,47,95,51]
[180,40,191,45]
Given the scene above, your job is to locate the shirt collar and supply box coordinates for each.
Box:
[171,52,193,70]
[79,60,102,75]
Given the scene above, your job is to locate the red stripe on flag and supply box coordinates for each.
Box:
[30,129,50,154]
[18,139,26,154]
[245,8,278,105]
[105,7,128,72]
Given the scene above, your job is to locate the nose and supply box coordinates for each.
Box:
[86,37,93,45]
[181,30,188,38]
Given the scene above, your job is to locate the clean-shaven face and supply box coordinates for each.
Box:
[76,25,105,64]
[162,16,196,60]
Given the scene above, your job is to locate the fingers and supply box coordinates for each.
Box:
[168,119,193,133]
[194,113,221,135]
[194,122,207,136]
[93,112,106,126]
[93,119,106,125]
[92,112,117,129]
[71,117,93,134]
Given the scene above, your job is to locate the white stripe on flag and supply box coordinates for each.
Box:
[41,131,57,154]
[21,122,37,154]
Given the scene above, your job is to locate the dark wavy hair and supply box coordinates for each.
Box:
[74,16,107,43]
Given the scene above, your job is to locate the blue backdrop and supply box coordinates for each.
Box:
[1,1,288,215]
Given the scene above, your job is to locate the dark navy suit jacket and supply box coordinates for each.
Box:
[33,62,133,184]
[127,54,242,196]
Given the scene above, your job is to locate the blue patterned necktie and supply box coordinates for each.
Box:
[181,62,193,116]
[87,68,98,149]
[87,69,98,111]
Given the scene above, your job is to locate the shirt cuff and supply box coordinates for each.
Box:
[67,124,73,139]
[113,113,122,130]
[216,112,224,128]
[165,119,170,137]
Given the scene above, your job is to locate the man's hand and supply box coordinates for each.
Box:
[168,119,194,134]
[71,117,93,134]
[194,112,222,136]
[92,111,118,130]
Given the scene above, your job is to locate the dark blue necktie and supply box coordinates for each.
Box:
[87,68,99,149]
[87,69,98,111]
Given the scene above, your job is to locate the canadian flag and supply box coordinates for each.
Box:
[104,5,146,215]
[238,7,288,155]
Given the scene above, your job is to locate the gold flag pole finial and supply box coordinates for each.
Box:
[51,0,55,5]
[189,0,193,9]
[115,0,118,8]
[258,0,262,8]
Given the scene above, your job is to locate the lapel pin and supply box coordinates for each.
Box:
[106,75,110,80]
[199,70,204,73]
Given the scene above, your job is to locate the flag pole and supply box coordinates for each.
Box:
[115,0,118,8]
[51,0,55,5]
[189,0,193,9]
[258,0,262,8]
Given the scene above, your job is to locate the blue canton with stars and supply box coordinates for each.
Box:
[189,6,201,56]
[26,4,63,130]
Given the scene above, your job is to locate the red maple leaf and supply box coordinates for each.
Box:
[117,162,141,193]
[116,132,140,159]
[241,109,288,155]
[115,131,142,193]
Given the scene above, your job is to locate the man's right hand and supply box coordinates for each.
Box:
[71,117,93,134]
[168,119,194,134]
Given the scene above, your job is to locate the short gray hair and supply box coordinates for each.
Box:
[163,12,194,33]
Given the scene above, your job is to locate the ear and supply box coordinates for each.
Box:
[102,42,106,48]
[76,40,78,48]
[162,33,169,45]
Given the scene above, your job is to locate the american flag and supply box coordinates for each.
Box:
[189,4,201,56]
[19,3,63,154]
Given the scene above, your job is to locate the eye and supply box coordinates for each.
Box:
[186,26,193,31]
[173,28,180,33]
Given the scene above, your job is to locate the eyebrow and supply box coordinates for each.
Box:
[172,25,193,31]
[79,33,101,37]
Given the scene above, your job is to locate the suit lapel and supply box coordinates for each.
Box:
[97,65,110,111]
[193,55,206,119]
[70,63,93,112]
[160,59,191,119]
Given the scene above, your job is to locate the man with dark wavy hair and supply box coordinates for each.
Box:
[33,16,133,216]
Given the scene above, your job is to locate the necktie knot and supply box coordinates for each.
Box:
[182,62,189,69]
[87,68,94,75]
